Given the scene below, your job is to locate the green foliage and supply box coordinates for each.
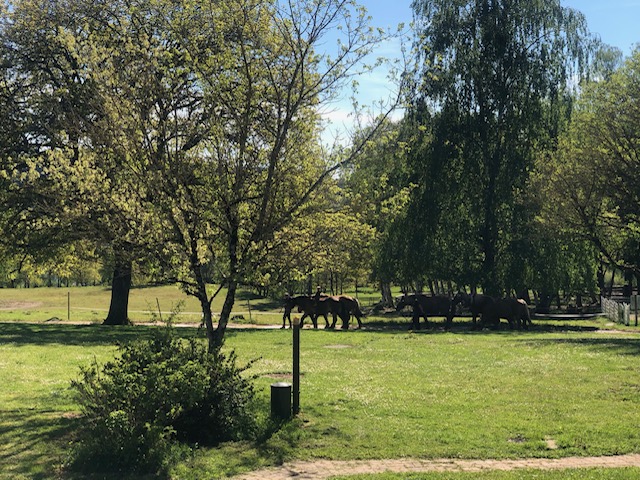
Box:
[541,48,640,277]
[404,0,600,293]
[70,325,257,474]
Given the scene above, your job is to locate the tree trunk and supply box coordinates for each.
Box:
[210,225,240,351]
[211,279,237,351]
[380,281,393,308]
[608,268,615,297]
[103,258,132,325]
[597,263,605,296]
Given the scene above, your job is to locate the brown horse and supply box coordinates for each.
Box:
[451,292,495,325]
[334,295,364,329]
[452,293,532,329]
[282,294,347,329]
[489,297,532,329]
[395,293,454,330]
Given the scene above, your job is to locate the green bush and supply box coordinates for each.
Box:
[70,326,257,474]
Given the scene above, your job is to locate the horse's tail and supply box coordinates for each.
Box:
[517,298,532,327]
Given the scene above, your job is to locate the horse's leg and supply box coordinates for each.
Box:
[445,311,453,330]
[323,313,330,329]
[355,313,362,329]
[330,312,337,329]
[341,313,349,330]
[411,309,420,330]
[311,313,318,329]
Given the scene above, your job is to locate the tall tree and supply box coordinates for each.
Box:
[0,0,160,324]
[540,48,640,281]
[2,0,403,349]
[342,120,414,304]
[407,0,598,294]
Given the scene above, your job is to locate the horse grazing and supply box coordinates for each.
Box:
[396,293,453,330]
[282,294,347,329]
[335,295,364,329]
[489,297,532,329]
[452,292,532,329]
[451,292,495,325]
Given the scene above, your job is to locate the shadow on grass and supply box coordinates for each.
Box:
[235,290,284,311]
[0,322,204,347]
[519,336,640,356]
[361,317,602,334]
[0,408,162,480]
[0,409,79,479]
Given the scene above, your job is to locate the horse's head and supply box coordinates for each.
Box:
[452,292,471,308]
[395,294,409,311]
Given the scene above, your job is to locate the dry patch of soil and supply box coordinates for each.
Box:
[0,301,43,310]
[231,454,640,479]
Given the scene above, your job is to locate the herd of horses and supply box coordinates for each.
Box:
[283,291,532,331]
[282,293,365,330]
[396,292,532,330]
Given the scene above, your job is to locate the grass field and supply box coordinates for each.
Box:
[0,284,388,326]
[2,286,640,479]
[0,284,287,324]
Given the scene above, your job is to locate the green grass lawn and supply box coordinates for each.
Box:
[1,302,640,478]
[0,284,286,325]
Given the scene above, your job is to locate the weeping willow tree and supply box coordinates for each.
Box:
[405,0,600,294]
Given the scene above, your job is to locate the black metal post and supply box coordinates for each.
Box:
[292,317,300,415]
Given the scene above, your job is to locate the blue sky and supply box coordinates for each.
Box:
[363,0,639,55]
[322,1,640,141]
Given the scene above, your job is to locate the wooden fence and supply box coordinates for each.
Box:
[601,296,636,326]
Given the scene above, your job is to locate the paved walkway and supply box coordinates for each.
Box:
[231,454,640,479]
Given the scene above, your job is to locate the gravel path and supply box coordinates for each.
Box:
[231,454,640,479]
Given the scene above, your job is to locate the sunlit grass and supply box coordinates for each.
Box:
[2,314,640,478]
[0,284,286,324]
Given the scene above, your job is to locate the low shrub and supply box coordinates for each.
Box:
[70,326,257,475]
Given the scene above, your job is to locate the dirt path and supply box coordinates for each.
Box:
[231,454,640,479]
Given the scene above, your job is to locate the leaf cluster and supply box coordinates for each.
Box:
[70,325,257,474]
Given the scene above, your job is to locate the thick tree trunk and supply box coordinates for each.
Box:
[380,281,393,308]
[209,225,240,351]
[211,279,237,351]
[103,259,132,325]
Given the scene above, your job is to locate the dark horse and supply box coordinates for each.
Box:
[336,295,365,329]
[395,293,454,330]
[452,292,532,329]
[451,292,495,326]
[282,295,349,329]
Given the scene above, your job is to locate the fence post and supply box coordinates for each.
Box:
[293,316,300,415]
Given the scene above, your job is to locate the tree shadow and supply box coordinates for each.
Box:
[0,409,78,479]
[234,290,284,311]
[517,336,640,357]
[0,322,203,347]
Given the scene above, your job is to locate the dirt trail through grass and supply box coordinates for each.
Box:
[231,454,640,479]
